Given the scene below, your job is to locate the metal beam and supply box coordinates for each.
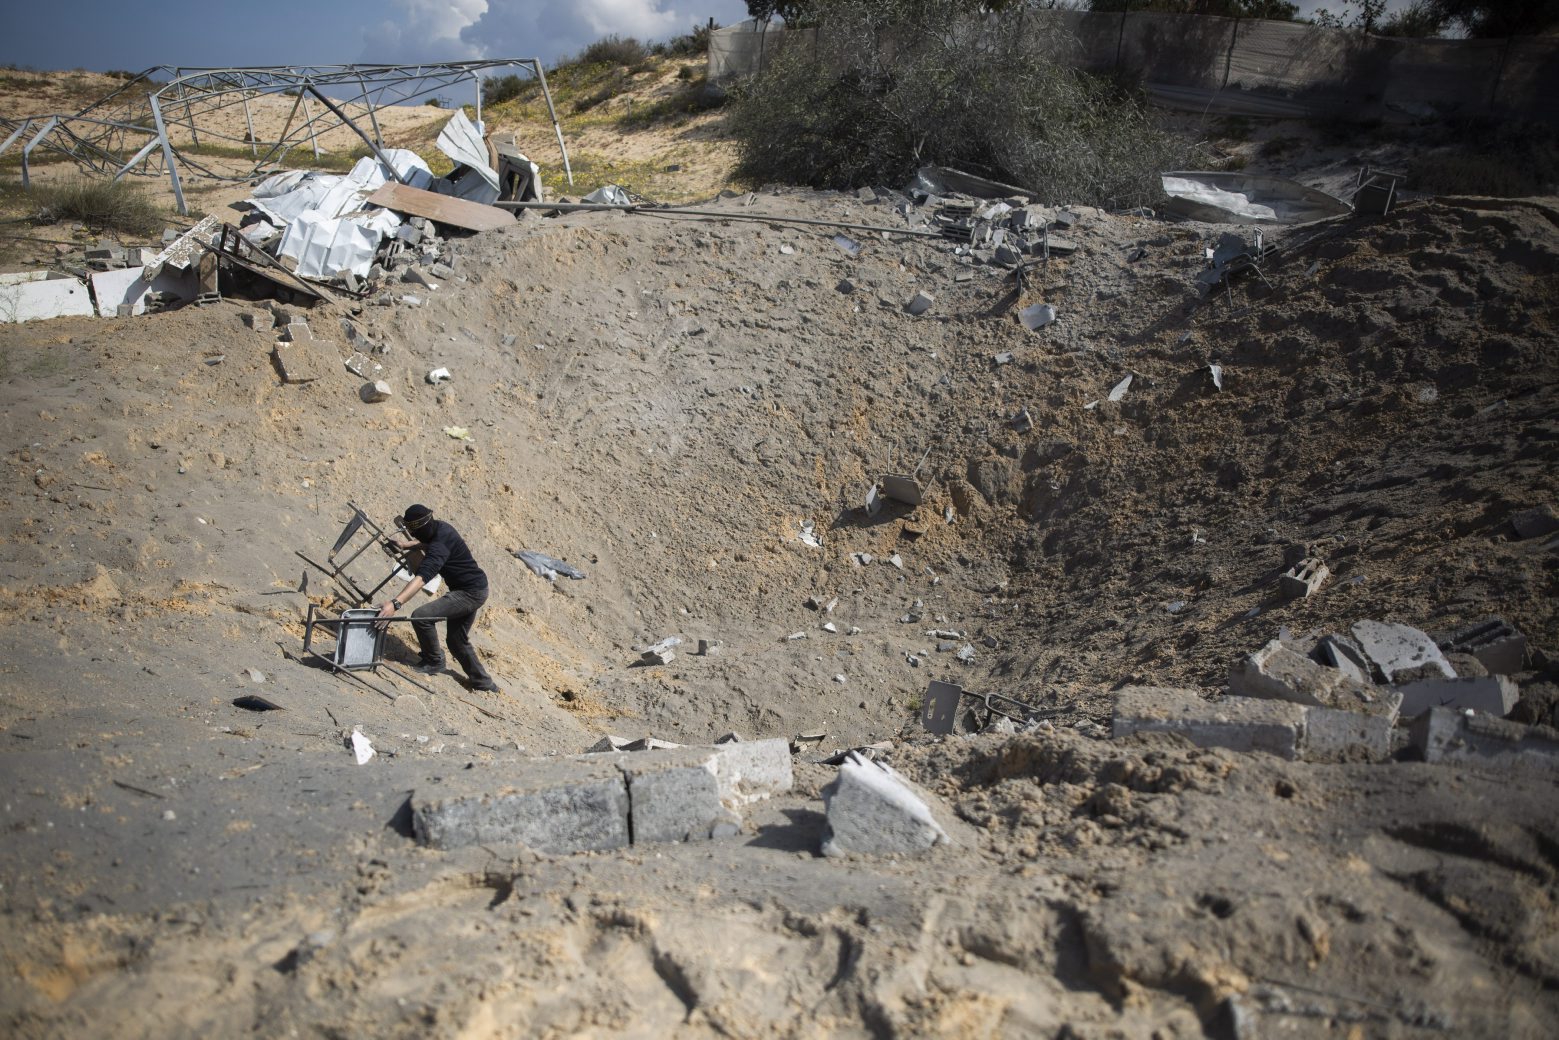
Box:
[301,84,405,184]
[147,96,186,216]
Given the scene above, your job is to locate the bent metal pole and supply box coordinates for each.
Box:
[491,200,945,239]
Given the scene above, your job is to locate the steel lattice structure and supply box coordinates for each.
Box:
[0,61,572,215]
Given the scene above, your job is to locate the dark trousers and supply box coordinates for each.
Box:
[411,586,492,684]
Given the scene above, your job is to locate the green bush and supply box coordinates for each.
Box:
[578,35,649,67]
[484,73,537,106]
[33,177,163,235]
[728,1,1194,208]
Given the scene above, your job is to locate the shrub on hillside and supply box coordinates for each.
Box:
[578,35,649,68]
[484,72,537,106]
[727,0,1193,208]
[33,178,162,235]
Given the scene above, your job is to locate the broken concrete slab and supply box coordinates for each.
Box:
[1229,640,1395,723]
[1113,686,1303,759]
[89,265,197,317]
[1315,634,1371,685]
[586,735,633,753]
[0,277,95,322]
[282,321,313,343]
[1440,617,1527,675]
[821,752,951,857]
[273,341,323,384]
[1279,557,1329,601]
[1396,675,1519,719]
[1351,620,1456,683]
[1411,707,1559,773]
[411,756,631,853]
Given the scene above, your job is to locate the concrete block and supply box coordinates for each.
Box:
[1113,686,1303,759]
[1440,617,1526,675]
[430,262,455,280]
[1411,707,1559,773]
[1279,558,1329,600]
[272,342,322,383]
[1350,620,1455,683]
[904,291,934,316]
[360,380,392,403]
[411,757,630,853]
[1396,675,1518,719]
[1304,696,1400,761]
[619,750,733,844]
[821,752,950,857]
[708,738,793,806]
[271,343,322,385]
[1230,640,1392,721]
[282,321,312,343]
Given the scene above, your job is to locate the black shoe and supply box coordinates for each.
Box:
[415,660,446,675]
[468,679,500,693]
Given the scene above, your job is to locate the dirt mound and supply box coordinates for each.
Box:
[1,188,1556,1036]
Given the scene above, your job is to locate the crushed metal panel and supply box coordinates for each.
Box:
[880,473,925,506]
[365,182,513,233]
[277,211,380,280]
[494,139,542,203]
[435,109,498,194]
[922,681,965,735]
[1,278,95,322]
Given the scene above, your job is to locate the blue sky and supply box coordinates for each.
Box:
[0,1,754,73]
[0,1,1412,76]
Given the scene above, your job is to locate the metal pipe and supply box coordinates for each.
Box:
[242,94,257,157]
[303,84,405,183]
[533,60,573,186]
[148,97,187,215]
[490,199,944,238]
[299,89,321,159]
[21,117,60,190]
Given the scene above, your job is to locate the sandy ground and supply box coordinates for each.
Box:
[1,68,1558,1040]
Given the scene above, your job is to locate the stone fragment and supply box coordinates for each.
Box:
[1396,675,1519,719]
[411,757,630,853]
[1304,702,1399,761]
[360,380,392,403]
[1411,707,1559,773]
[1279,558,1329,600]
[904,291,934,316]
[1510,504,1558,540]
[1113,686,1303,759]
[821,752,950,857]
[586,735,633,753]
[282,321,312,342]
[1350,620,1456,683]
[1019,303,1055,331]
[272,342,321,383]
[1439,617,1526,675]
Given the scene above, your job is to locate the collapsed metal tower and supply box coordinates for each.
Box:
[0,61,573,215]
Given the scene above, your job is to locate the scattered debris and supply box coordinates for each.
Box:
[427,367,452,384]
[1107,374,1133,402]
[639,637,681,666]
[904,290,934,316]
[349,728,375,765]
[513,550,587,582]
[1019,303,1056,331]
[1280,557,1329,600]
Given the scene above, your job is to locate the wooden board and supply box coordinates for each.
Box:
[365,183,514,233]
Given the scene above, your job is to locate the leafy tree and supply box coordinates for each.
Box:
[1421,0,1559,36]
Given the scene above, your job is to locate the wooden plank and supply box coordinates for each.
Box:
[365,183,514,233]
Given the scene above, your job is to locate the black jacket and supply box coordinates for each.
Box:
[412,520,488,592]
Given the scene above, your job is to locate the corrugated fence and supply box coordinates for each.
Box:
[709,13,1559,122]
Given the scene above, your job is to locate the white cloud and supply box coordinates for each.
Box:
[363,0,488,63]
[460,0,750,64]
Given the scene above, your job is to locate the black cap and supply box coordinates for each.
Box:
[402,504,434,533]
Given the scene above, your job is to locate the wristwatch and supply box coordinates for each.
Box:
[390,598,402,611]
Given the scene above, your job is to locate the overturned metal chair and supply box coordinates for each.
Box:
[921,680,1066,735]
